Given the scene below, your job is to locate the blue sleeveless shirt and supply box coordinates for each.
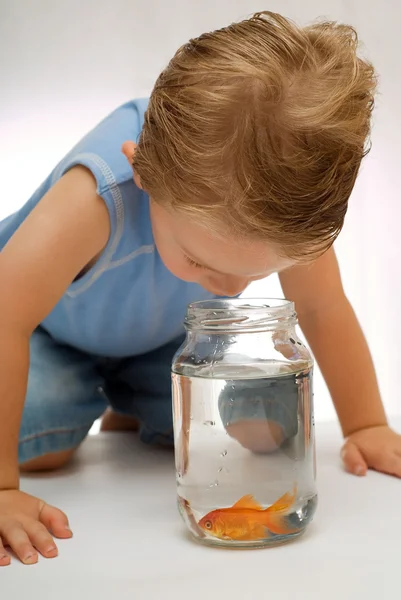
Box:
[0,99,216,357]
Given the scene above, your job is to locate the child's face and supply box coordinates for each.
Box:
[122,141,295,296]
[149,199,294,297]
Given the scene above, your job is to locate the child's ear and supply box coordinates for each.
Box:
[121,141,137,164]
[121,141,142,189]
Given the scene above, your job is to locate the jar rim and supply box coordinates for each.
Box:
[185,298,296,331]
[188,298,294,312]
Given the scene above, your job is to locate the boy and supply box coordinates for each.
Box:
[0,11,399,567]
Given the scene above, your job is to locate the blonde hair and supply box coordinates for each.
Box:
[133,11,377,259]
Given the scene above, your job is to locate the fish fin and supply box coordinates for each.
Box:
[265,484,297,514]
[264,514,300,536]
[263,484,299,536]
[231,494,263,511]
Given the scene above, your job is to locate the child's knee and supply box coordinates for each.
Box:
[218,377,299,453]
[20,448,77,473]
[225,419,286,453]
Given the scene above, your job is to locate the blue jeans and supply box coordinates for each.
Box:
[19,327,183,463]
[19,328,299,463]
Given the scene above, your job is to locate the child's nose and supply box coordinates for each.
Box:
[206,276,248,297]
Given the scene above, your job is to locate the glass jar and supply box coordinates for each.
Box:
[172,298,317,548]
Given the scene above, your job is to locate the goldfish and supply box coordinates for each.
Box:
[198,486,299,541]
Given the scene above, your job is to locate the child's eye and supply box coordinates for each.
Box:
[184,255,205,269]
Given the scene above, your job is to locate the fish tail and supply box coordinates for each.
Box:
[263,513,300,536]
[265,484,297,514]
[263,484,300,536]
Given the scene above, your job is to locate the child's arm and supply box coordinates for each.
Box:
[0,165,110,565]
[279,248,401,478]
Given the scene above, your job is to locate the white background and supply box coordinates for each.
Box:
[1,0,400,423]
[3,423,401,597]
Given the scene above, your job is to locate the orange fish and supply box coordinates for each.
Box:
[198,486,299,541]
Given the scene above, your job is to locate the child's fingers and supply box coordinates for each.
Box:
[24,520,58,559]
[39,503,73,539]
[1,521,38,564]
[0,538,11,566]
[340,441,368,476]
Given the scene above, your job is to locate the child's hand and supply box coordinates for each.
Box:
[340,425,401,478]
[0,489,72,566]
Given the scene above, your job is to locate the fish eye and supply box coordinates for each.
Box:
[204,520,212,530]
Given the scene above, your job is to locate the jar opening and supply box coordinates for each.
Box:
[185,298,296,331]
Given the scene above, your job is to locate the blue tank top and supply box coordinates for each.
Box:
[0,99,216,357]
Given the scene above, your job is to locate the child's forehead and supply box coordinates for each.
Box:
[153,199,294,276]
[180,233,292,277]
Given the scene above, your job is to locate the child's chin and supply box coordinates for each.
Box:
[225,420,286,454]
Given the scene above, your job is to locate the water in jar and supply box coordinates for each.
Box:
[172,362,317,548]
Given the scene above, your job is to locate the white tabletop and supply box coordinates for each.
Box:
[2,418,401,599]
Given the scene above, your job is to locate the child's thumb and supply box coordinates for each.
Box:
[340,441,368,476]
[39,502,73,539]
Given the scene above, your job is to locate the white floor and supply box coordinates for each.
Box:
[3,418,401,599]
